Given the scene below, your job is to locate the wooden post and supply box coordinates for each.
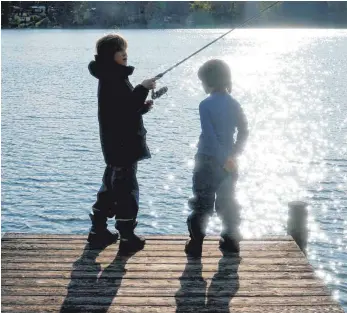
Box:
[287,201,308,255]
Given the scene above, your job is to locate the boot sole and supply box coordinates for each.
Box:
[219,244,240,253]
[184,250,202,258]
[184,240,203,258]
[119,241,146,254]
[184,247,202,258]
[87,233,119,248]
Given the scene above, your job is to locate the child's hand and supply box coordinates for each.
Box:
[141,78,157,90]
[144,100,154,111]
[224,156,238,173]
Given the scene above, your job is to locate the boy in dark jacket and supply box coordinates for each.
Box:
[185,59,249,257]
[87,34,156,252]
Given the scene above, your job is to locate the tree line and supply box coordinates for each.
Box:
[2,1,347,29]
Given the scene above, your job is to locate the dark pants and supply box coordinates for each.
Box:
[187,154,241,240]
[93,163,139,221]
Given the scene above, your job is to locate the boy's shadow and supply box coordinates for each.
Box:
[175,256,207,313]
[175,253,241,313]
[60,244,132,313]
[206,253,241,312]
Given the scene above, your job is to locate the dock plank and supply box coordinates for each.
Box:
[2,285,330,297]
[1,249,304,258]
[0,241,299,250]
[1,270,317,280]
[1,233,343,313]
[2,233,293,241]
[1,262,314,272]
[0,295,339,306]
[2,278,327,288]
[1,256,309,265]
[1,305,344,313]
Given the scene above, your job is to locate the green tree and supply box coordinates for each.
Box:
[1,1,10,27]
[190,1,212,12]
[54,2,74,27]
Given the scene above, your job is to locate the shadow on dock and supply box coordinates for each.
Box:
[175,253,241,313]
[175,256,207,312]
[60,243,132,313]
[206,253,241,312]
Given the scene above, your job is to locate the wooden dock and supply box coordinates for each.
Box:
[1,234,344,313]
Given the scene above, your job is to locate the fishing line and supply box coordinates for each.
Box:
[152,1,280,99]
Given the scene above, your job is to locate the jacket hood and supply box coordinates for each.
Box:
[88,55,134,80]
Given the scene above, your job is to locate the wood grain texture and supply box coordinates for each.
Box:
[1,305,344,313]
[1,233,343,313]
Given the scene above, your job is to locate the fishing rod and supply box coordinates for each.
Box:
[151,1,281,100]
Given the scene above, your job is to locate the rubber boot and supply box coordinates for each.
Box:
[219,223,241,253]
[185,237,204,258]
[87,208,119,248]
[219,235,240,253]
[116,220,145,254]
[184,213,208,258]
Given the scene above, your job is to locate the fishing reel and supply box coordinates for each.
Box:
[151,73,168,100]
[151,86,168,100]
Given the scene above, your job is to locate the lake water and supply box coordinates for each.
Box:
[1,29,346,309]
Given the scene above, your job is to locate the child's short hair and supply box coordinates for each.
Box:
[96,34,128,59]
[198,59,232,93]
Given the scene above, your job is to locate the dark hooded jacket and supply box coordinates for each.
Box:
[88,56,151,166]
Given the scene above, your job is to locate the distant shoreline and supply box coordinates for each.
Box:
[3,2,346,32]
[2,25,347,30]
